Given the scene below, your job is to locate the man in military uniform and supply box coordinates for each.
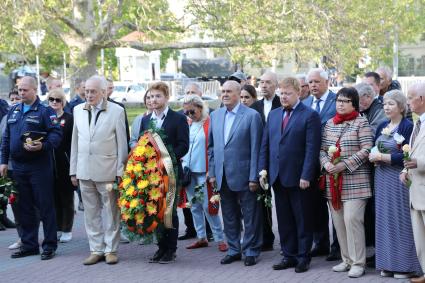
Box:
[0,76,62,260]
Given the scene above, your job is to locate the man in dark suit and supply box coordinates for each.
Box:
[302,68,340,261]
[208,80,263,266]
[259,77,321,273]
[106,79,130,148]
[139,82,189,263]
[250,71,280,251]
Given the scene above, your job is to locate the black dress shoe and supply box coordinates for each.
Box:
[295,261,310,273]
[366,255,375,268]
[220,254,242,264]
[41,250,55,260]
[11,249,40,258]
[326,250,341,261]
[177,232,197,240]
[158,251,176,264]
[310,246,329,257]
[149,249,166,263]
[261,244,274,252]
[244,256,257,266]
[272,259,297,270]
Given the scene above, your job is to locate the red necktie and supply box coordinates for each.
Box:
[281,108,292,132]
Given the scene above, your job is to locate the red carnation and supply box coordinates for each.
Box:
[8,193,16,204]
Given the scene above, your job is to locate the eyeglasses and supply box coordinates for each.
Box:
[336,99,352,104]
[184,110,196,116]
[48,97,62,103]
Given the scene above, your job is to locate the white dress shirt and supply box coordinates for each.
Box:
[312,90,329,113]
[151,106,169,129]
[263,95,275,120]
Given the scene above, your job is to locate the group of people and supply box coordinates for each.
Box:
[1,66,425,283]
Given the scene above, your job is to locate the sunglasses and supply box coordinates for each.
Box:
[48,97,62,103]
[184,110,196,116]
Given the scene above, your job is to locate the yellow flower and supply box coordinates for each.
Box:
[122,213,130,221]
[126,186,135,196]
[120,198,127,207]
[133,146,146,157]
[145,146,156,158]
[146,158,157,171]
[148,172,161,185]
[133,163,143,173]
[135,212,145,224]
[121,177,131,189]
[130,199,139,208]
[148,187,163,201]
[125,163,134,173]
[137,179,149,190]
[146,201,157,216]
[138,137,149,146]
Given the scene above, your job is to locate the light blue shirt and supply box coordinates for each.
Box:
[129,114,144,148]
[182,121,206,173]
[23,104,31,113]
[224,102,241,144]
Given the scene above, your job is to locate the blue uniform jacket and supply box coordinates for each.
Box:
[1,97,62,170]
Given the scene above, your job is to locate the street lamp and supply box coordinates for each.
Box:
[29,30,46,95]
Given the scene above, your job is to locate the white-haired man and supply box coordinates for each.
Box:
[400,83,425,283]
[303,68,340,261]
[70,75,127,265]
[296,74,311,101]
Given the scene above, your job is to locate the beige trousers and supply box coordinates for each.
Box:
[411,208,425,275]
[80,180,120,255]
[329,199,367,267]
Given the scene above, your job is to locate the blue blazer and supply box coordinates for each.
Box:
[375,118,413,167]
[258,102,321,187]
[208,104,263,191]
[302,91,337,129]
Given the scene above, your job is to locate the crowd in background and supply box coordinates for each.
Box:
[0,66,425,283]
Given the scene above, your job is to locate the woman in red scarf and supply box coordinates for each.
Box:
[319,87,374,278]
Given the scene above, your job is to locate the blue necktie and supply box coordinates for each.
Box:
[315,99,322,113]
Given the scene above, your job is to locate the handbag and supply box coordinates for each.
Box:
[181,123,204,187]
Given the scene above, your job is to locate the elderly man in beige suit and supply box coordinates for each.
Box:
[400,82,425,283]
[70,75,127,265]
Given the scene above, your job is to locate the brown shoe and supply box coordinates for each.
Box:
[83,254,104,265]
[186,239,208,249]
[218,241,228,252]
[411,276,425,283]
[105,253,119,264]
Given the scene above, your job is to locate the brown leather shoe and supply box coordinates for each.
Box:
[411,276,425,283]
[186,239,208,249]
[83,254,104,265]
[218,241,228,252]
[105,253,119,264]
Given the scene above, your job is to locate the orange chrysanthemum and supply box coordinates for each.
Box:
[148,187,163,201]
[148,172,162,185]
[146,201,157,216]
[145,158,157,171]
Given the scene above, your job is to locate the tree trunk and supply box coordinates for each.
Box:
[68,44,99,97]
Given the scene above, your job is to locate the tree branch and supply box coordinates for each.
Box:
[45,6,85,37]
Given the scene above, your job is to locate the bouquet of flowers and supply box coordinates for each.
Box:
[117,129,178,243]
[328,144,343,210]
[402,144,412,188]
[0,176,17,215]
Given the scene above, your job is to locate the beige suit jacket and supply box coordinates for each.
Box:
[408,124,425,210]
[70,99,128,182]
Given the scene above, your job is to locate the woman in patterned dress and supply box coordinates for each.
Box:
[369,89,422,279]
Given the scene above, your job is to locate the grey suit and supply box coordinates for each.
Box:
[208,104,263,256]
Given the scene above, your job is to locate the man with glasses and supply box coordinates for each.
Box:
[0,76,62,260]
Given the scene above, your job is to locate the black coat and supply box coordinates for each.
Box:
[54,111,75,190]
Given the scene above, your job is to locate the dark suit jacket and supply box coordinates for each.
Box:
[140,108,189,177]
[302,91,337,129]
[258,102,321,187]
[108,98,130,150]
[250,95,281,124]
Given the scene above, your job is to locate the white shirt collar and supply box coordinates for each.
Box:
[315,89,329,103]
[152,106,169,120]
[419,112,425,124]
[226,102,241,114]
[264,94,275,103]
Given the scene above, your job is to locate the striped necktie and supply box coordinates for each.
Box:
[411,119,422,147]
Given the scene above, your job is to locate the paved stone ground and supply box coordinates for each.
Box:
[0,200,404,283]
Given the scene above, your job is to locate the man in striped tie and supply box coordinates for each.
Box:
[400,82,425,283]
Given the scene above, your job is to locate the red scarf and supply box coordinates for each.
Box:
[333,111,359,124]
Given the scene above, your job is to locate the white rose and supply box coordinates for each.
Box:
[185,202,192,208]
[259,170,267,178]
[381,127,391,136]
[210,195,221,203]
[328,145,338,154]
[393,133,405,144]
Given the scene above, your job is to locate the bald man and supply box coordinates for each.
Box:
[208,80,263,266]
[0,76,62,260]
